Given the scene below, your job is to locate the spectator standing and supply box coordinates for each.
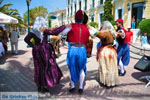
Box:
[124,26,133,47]
[9,26,19,54]
[140,32,150,55]
[0,26,8,53]
[131,16,136,29]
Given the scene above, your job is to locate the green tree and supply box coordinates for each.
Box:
[88,22,98,28]
[24,6,48,25]
[103,0,113,21]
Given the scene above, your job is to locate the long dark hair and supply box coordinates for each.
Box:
[82,12,88,25]
[0,26,4,31]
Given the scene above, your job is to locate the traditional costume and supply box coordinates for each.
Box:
[83,13,93,58]
[116,19,130,76]
[44,10,92,94]
[50,35,61,55]
[24,16,65,92]
[96,21,119,86]
[85,36,93,58]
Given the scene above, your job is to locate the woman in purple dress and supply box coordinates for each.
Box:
[24,16,66,92]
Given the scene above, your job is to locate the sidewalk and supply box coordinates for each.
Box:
[0,35,150,100]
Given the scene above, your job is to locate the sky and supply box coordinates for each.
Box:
[2,0,66,17]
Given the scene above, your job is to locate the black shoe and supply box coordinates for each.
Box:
[69,88,76,93]
[41,87,49,93]
[37,87,42,91]
[118,69,121,75]
[78,89,83,94]
[119,70,126,76]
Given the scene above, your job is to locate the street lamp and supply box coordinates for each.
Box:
[26,0,31,34]
[127,3,130,11]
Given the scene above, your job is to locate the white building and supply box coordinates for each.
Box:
[66,0,150,29]
[50,8,66,27]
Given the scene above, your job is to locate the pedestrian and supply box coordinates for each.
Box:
[0,26,8,53]
[116,19,130,76]
[24,16,65,92]
[124,26,133,47]
[96,21,119,87]
[131,16,136,29]
[0,42,5,56]
[140,32,150,55]
[44,10,94,94]
[3,30,8,53]
[9,26,20,54]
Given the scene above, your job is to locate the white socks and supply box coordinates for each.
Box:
[119,59,125,73]
[70,69,85,89]
[79,69,85,89]
[70,80,75,88]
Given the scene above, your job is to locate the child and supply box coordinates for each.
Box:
[140,32,148,55]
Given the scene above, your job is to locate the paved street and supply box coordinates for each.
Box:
[0,34,150,100]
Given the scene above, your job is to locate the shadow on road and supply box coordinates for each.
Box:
[0,59,37,92]
[132,71,150,83]
[0,50,27,65]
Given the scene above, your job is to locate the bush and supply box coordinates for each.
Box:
[138,19,150,35]
[88,22,98,28]
[111,21,116,26]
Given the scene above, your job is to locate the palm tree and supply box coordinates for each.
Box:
[0,0,13,14]
[61,12,64,25]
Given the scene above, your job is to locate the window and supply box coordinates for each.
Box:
[100,13,104,23]
[68,0,70,5]
[118,9,122,19]
[85,0,87,10]
[91,16,94,22]
[71,6,72,16]
[79,1,81,10]
[68,8,69,16]
[100,0,103,5]
[92,0,95,8]
[75,4,76,14]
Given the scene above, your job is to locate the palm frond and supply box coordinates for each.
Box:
[0,0,4,5]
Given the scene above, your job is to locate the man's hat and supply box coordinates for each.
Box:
[75,10,84,21]
[117,19,123,25]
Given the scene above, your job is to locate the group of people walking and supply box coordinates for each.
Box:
[24,10,131,94]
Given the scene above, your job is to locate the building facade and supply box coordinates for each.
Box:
[66,0,150,29]
[49,8,66,27]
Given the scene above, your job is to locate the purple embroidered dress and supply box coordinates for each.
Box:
[24,17,65,88]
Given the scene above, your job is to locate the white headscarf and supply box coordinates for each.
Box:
[101,21,116,38]
[31,16,48,42]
